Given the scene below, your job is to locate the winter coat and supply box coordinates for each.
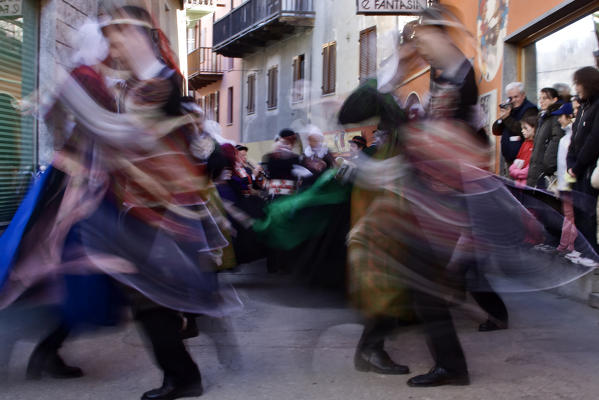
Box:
[556,124,572,191]
[567,96,599,195]
[527,103,564,187]
[509,139,533,187]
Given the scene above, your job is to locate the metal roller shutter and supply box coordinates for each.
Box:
[0,0,38,227]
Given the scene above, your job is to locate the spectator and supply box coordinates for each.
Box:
[527,87,563,188]
[348,135,367,158]
[553,82,572,103]
[301,125,335,186]
[492,82,539,166]
[567,66,599,252]
[553,102,579,259]
[509,115,536,187]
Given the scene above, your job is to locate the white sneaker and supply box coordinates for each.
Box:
[576,257,599,267]
[564,250,581,262]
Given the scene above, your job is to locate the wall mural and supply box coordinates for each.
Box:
[477,0,509,82]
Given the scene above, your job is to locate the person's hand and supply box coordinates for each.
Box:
[568,168,576,177]
[498,105,511,119]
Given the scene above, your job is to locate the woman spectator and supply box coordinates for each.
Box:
[527,87,563,188]
[567,66,599,252]
[509,115,536,187]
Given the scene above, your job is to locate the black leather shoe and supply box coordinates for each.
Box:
[26,351,83,380]
[478,319,508,332]
[141,377,203,400]
[354,348,410,375]
[407,366,469,387]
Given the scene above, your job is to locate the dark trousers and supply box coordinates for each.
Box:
[471,290,508,324]
[412,289,468,374]
[34,322,71,355]
[357,316,397,351]
[135,307,200,385]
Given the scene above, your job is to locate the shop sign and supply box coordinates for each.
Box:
[357,0,427,15]
[0,0,22,17]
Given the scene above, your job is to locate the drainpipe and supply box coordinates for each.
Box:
[240,58,245,143]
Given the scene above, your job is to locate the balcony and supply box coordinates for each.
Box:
[185,0,221,23]
[213,0,315,58]
[187,47,225,90]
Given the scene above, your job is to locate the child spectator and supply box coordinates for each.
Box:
[554,103,578,259]
[509,115,536,187]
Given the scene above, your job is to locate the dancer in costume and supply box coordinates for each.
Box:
[0,5,240,399]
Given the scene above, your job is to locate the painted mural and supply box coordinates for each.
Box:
[477,0,509,82]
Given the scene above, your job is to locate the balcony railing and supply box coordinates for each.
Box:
[187,47,225,89]
[213,0,314,57]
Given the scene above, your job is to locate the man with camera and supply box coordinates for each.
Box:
[492,82,539,166]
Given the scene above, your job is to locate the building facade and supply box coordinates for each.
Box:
[184,0,242,142]
[212,0,420,156]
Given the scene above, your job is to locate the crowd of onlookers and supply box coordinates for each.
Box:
[492,67,599,265]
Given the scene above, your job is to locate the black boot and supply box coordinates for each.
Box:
[141,376,203,400]
[354,317,409,375]
[180,314,200,340]
[26,350,83,380]
[478,319,508,332]
[354,346,410,374]
[26,323,83,380]
[407,366,469,387]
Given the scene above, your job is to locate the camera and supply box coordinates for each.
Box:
[499,97,513,109]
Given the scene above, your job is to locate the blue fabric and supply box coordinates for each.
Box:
[0,166,54,289]
[62,274,126,329]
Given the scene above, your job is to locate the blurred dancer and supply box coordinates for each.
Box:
[1,5,239,399]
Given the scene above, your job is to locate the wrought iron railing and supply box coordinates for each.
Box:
[213,0,314,49]
[187,47,224,76]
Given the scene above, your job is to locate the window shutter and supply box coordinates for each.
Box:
[360,28,377,84]
[330,42,336,93]
[0,1,39,227]
[322,45,329,93]
[215,91,220,122]
[273,67,278,108]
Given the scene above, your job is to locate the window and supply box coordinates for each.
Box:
[205,91,219,122]
[228,57,234,71]
[521,14,598,104]
[292,54,305,102]
[322,42,336,95]
[267,66,278,109]
[187,26,195,53]
[247,74,256,114]
[227,87,234,125]
[215,90,220,122]
[359,27,377,84]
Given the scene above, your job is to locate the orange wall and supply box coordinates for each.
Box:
[401,0,578,102]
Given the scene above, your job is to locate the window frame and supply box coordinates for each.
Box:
[267,65,278,110]
[227,86,234,125]
[359,26,377,84]
[292,54,305,103]
[322,41,337,95]
[247,73,256,115]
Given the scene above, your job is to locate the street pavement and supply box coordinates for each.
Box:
[2,259,599,400]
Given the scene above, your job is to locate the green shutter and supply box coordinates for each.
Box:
[0,0,38,227]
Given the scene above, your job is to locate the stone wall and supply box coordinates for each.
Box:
[38,0,98,166]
